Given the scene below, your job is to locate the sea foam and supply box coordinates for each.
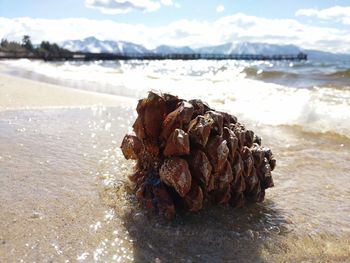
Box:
[2,59,350,138]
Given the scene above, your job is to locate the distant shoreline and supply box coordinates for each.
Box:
[0,51,307,61]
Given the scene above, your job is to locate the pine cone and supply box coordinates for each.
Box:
[121,92,276,219]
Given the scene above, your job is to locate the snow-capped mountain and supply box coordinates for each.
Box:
[59,36,350,60]
[197,42,301,55]
[153,45,194,54]
[61,37,303,56]
[61,37,197,54]
[61,37,148,54]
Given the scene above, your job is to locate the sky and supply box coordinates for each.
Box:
[0,0,350,53]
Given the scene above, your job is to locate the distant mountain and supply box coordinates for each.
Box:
[154,45,194,54]
[303,49,350,61]
[61,36,148,54]
[197,42,301,55]
[60,37,350,61]
[61,37,196,54]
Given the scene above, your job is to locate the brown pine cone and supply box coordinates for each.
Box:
[121,91,276,219]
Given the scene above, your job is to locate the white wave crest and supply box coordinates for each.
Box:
[2,59,350,138]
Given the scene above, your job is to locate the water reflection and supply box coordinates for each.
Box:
[121,197,288,262]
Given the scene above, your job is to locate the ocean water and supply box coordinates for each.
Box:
[0,59,350,262]
[2,58,350,138]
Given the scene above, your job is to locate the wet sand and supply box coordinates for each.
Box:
[0,74,349,262]
[0,75,135,261]
[0,73,135,110]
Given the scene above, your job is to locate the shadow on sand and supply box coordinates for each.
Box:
[122,198,289,263]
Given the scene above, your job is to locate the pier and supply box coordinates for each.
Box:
[0,51,307,61]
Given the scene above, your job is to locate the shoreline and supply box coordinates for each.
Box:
[0,73,135,111]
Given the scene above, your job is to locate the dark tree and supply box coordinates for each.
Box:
[1,38,9,48]
[22,35,33,50]
[40,41,50,50]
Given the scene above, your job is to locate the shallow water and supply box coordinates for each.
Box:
[1,106,349,262]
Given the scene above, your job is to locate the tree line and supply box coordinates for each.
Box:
[0,35,71,58]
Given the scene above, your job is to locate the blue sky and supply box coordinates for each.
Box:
[0,0,350,52]
[1,0,348,24]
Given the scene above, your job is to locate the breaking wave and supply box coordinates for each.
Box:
[326,69,350,78]
[1,59,350,138]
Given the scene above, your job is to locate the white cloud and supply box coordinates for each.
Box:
[160,0,180,8]
[1,12,349,53]
[216,5,225,13]
[295,8,318,17]
[160,0,173,6]
[296,6,350,25]
[85,0,170,14]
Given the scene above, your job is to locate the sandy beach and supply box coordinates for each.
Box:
[0,73,135,110]
[0,73,349,262]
